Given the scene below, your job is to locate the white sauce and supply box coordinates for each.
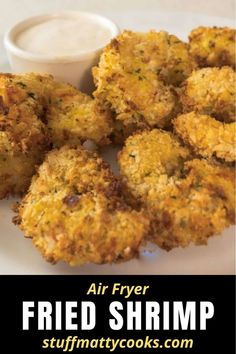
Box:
[15,17,113,56]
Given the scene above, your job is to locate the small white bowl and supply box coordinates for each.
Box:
[4,11,120,93]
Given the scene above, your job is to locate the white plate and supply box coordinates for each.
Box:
[0,11,235,274]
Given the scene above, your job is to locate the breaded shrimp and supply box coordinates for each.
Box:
[94,30,192,86]
[46,80,113,147]
[0,132,45,198]
[0,73,51,198]
[94,58,178,131]
[118,129,191,206]
[14,146,149,266]
[173,112,235,162]
[181,67,235,123]
[0,72,52,109]
[118,130,235,250]
[189,26,235,68]
[152,159,235,250]
[93,30,191,134]
[0,73,113,198]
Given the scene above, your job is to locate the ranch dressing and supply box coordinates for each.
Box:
[15,17,113,56]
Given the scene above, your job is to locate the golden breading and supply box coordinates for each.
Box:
[118,130,235,250]
[94,59,178,131]
[93,30,191,133]
[173,112,236,162]
[0,132,45,198]
[94,30,192,86]
[0,72,52,108]
[152,159,235,250]
[0,73,114,198]
[14,146,149,266]
[189,26,235,68]
[118,129,191,206]
[181,67,235,123]
[0,73,113,148]
[46,81,113,146]
[0,74,51,198]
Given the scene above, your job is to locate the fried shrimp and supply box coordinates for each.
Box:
[14,146,149,265]
[181,67,235,123]
[46,81,113,147]
[94,30,192,86]
[118,130,235,250]
[118,129,191,206]
[173,112,235,162]
[0,73,50,198]
[94,58,178,131]
[0,132,45,198]
[93,30,192,134]
[189,26,235,68]
[152,159,235,250]
[0,73,114,198]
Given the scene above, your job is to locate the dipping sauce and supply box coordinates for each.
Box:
[15,16,114,57]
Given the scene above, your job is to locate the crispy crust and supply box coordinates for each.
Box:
[0,132,45,198]
[173,112,235,162]
[118,129,191,206]
[14,146,149,265]
[99,30,193,86]
[0,73,113,198]
[0,73,51,151]
[189,26,235,68]
[93,61,178,131]
[180,67,235,123]
[151,159,235,250]
[46,80,113,146]
[93,30,191,135]
[0,74,52,198]
[118,129,235,250]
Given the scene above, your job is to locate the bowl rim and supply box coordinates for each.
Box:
[4,10,120,63]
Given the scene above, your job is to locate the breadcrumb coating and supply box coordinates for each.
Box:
[0,132,44,198]
[14,146,149,265]
[173,112,235,162]
[0,74,51,197]
[181,67,235,123]
[189,26,235,68]
[152,159,235,249]
[94,57,178,130]
[46,80,113,147]
[118,130,235,250]
[93,30,191,134]
[96,30,192,86]
[118,129,191,206]
[0,73,113,198]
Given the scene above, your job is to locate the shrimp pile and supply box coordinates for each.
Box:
[0,73,112,198]
[0,25,234,265]
[118,130,234,250]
